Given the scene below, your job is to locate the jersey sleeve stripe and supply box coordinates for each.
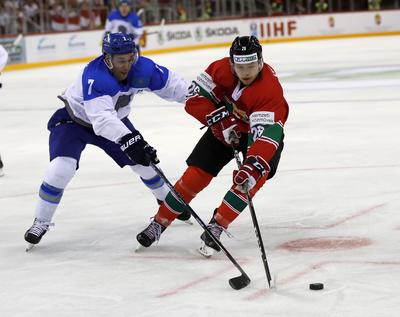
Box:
[259,136,279,149]
[261,122,284,144]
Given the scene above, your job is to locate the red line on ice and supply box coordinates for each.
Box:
[155,263,248,298]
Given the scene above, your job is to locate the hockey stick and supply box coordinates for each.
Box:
[137,8,163,35]
[144,30,159,36]
[136,8,144,16]
[150,162,251,290]
[13,34,23,47]
[231,147,273,288]
[144,18,165,36]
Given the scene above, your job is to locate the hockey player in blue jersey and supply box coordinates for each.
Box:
[24,33,189,249]
[105,0,143,48]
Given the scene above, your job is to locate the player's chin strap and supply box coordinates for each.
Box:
[229,133,273,289]
[104,54,114,70]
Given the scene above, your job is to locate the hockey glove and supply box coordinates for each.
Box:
[119,132,159,166]
[206,106,241,146]
[233,156,268,193]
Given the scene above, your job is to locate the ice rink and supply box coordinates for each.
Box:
[1,35,400,316]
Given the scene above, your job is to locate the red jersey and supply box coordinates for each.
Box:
[185,57,289,165]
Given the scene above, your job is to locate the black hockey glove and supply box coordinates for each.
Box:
[119,132,159,166]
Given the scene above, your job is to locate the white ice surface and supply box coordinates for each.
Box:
[1,36,400,317]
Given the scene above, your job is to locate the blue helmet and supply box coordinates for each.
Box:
[102,32,137,56]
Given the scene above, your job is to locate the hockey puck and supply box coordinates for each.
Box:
[309,283,324,290]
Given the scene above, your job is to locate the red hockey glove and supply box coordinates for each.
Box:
[233,156,268,193]
[206,106,241,146]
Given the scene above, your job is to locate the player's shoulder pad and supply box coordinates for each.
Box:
[246,63,284,108]
[260,63,283,90]
[208,57,230,75]
[82,56,119,99]
[206,57,226,72]
[130,56,168,89]
[205,57,232,84]
[107,10,121,21]
[128,12,143,27]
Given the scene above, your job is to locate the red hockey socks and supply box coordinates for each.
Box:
[155,166,213,226]
[214,174,268,228]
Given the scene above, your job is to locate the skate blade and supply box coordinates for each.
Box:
[25,243,35,252]
[198,242,215,258]
[177,216,193,225]
[134,243,145,253]
[182,218,193,225]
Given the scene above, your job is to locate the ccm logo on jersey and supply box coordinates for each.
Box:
[206,109,230,126]
[120,134,142,150]
[250,111,275,128]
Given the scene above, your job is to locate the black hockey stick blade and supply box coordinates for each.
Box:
[229,274,251,290]
[149,162,252,290]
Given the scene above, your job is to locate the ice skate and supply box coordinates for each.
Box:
[24,218,52,251]
[176,208,193,225]
[198,220,224,258]
[136,219,166,249]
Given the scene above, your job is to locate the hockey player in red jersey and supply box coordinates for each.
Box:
[137,36,289,256]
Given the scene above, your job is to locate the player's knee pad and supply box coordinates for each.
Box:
[131,164,166,193]
[44,156,77,189]
[130,164,158,179]
[176,166,213,199]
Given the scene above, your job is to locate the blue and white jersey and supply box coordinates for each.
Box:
[105,10,143,46]
[61,55,188,143]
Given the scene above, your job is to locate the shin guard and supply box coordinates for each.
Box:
[155,166,213,226]
[215,173,268,228]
